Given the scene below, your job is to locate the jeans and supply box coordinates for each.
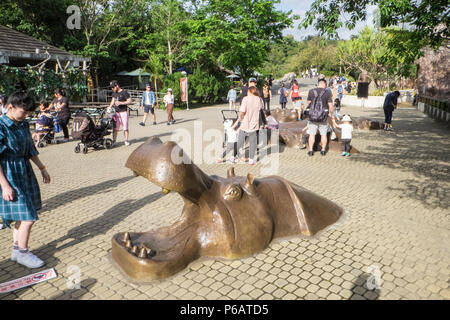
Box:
[58,115,70,139]
[341,139,351,153]
[237,130,258,160]
[222,142,237,159]
[263,98,270,111]
[384,108,393,124]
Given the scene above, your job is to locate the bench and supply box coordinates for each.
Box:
[128,105,139,117]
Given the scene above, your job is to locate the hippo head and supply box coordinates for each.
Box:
[111,137,344,281]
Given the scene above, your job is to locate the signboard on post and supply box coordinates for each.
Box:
[180,75,189,110]
[180,77,188,102]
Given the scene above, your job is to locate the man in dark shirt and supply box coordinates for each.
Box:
[109,80,132,146]
[304,78,335,156]
[240,78,262,103]
[383,91,400,131]
[51,88,70,141]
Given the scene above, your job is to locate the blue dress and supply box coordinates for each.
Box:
[0,115,41,228]
[279,88,288,104]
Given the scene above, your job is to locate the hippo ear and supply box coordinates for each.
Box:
[227,167,236,178]
[243,173,257,196]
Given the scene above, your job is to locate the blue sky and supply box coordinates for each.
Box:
[276,0,377,40]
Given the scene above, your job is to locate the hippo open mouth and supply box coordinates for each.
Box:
[111,137,344,281]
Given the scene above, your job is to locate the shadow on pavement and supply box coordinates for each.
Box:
[0,192,163,300]
[350,272,380,300]
[349,111,450,210]
[50,278,97,300]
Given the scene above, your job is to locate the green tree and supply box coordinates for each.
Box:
[301,0,449,47]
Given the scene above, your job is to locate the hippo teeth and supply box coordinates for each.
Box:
[125,240,132,249]
[162,188,170,195]
[131,245,138,255]
[122,232,130,243]
[138,248,147,258]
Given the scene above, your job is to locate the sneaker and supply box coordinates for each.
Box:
[345,152,350,157]
[341,152,346,156]
[153,122,157,125]
[300,144,306,150]
[124,141,131,146]
[16,251,45,269]
[216,158,223,163]
[248,159,255,165]
[171,119,176,124]
[228,156,237,163]
[11,248,19,261]
[167,122,171,126]
[307,151,314,156]
[320,150,327,156]
[139,122,145,126]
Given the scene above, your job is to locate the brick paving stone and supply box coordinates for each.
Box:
[1,103,448,301]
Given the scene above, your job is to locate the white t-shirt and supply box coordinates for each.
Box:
[339,123,353,139]
[163,94,174,105]
[226,127,238,143]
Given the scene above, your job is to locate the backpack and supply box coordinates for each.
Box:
[284,89,289,97]
[291,84,299,97]
[263,86,270,98]
[309,89,329,122]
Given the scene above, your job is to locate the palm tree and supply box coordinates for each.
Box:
[143,53,165,109]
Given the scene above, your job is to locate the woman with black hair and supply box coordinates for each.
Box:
[51,88,70,141]
[0,90,51,269]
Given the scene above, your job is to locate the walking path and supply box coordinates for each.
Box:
[0,94,449,300]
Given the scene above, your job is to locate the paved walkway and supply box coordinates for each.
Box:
[0,95,449,300]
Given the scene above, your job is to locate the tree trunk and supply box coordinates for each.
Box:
[168,38,173,74]
[154,77,160,109]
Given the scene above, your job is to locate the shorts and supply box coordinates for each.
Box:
[307,121,329,136]
[143,104,155,114]
[114,111,129,131]
[292,96,300,101]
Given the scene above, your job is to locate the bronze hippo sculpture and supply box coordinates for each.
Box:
[271,108,299,123]
[111,137,344,281]
[351,117,381,130]
[278,118,360,154]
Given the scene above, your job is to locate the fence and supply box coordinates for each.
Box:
[417,96,450,122]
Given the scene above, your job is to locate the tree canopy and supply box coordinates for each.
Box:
[301,0,449,47]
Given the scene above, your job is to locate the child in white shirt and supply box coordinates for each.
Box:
[217,119,238,163]
[336,114,353,156]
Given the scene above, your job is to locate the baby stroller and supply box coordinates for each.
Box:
[71,110,115,154]
[221,110,239,147]
[34,114,56,148]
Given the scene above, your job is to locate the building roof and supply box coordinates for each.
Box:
[0,25,89,64]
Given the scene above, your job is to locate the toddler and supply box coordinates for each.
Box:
[336,114,353,156]
[217,119,238,163]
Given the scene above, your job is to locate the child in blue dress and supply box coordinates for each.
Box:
[0,90,51,269]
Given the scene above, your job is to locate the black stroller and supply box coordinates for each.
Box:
[71,109,115,154]
[33,113,57,148]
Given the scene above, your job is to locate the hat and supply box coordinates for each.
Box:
[167,88,172,92]
[342,114,352,122]
[248,77,257,83]
[318,74,326,80]
[109,80,119,88]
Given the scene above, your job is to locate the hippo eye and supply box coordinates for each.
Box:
[223,184,243,201]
